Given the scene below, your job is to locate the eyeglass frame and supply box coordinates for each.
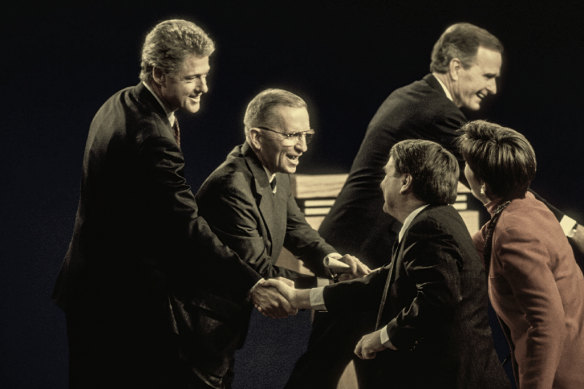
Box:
[255,126,315,145]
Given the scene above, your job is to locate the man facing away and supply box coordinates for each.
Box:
[268,139,511,389]
[53,19,290,389]
[292,22,583,388]
[194,88,371,385]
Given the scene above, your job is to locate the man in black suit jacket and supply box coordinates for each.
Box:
[267,139,511,388]
[292,22,583,388]
[195,88,370,383]
[52,20,292,389]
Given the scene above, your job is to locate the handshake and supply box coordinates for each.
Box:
[250,254,370,319]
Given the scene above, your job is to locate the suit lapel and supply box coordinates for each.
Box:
[242,144,286,256]
[269,174,287,252]
[374,206,431,329]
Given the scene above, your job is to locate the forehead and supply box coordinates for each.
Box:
[271,105,310,130]
[472,46,502,74]
[385,157,396,173]
[177,54,210,75]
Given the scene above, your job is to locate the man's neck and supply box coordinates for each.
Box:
[398,202,429,242]
[432,72,456,104]
[246,140,276,178]
[395,198,426,224]
[143,81,174,115]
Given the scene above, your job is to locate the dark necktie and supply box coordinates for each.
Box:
[375,239,400,329]
[270,176,277,193]
[173,119,181,147]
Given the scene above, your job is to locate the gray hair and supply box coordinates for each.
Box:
[430,22,503,73]
[243,88,307,137]
[139,19,215,83]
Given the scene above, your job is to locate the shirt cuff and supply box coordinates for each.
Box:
[309,286,327,311]
[379,325,390,346]
[560,215,578,237]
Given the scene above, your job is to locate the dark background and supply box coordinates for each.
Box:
[2,1,582,387]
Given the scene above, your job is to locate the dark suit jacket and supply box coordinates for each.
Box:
[323,205,511,389]
[53,83,260,389]
[318,73,568,269]
[194,142,335,352]
[197,143,334,281]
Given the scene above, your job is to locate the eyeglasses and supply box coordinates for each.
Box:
[256,126,315,145]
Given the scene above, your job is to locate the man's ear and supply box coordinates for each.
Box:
[152,67,166,86]
[448,58,463,81]
[248,128,262,151]
[399,174,413,194]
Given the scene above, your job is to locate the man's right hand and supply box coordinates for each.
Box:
[250,279,298,319]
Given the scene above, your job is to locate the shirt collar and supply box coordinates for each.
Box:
[262,166,277,193]
[142,81,176,126]
[398,204,429,242]
[433,74,454,102]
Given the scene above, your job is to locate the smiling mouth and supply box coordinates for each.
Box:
[477,92,486,99]
[287,154,300,162]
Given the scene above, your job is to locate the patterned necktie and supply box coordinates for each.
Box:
[173,119,181,148]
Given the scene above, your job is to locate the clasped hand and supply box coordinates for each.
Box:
[250,277,298,319]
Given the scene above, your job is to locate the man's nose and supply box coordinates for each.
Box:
[487,78,497,95]
[197,78,208,94]
[295,135,308,152]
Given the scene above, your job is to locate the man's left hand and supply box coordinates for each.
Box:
[337,254,371,279]
[354,329,392,360]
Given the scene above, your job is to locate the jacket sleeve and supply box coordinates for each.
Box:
[138,135,261,295]
[323,267,389,313]
[384,218,464,351]
[494,223,566,389]
[195,170,312,284]
[283,175,336,277]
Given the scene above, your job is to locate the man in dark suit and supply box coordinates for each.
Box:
[194,88,370,383]
[52,20,293,389]
[292,22,583,388]
[267,139,511,388]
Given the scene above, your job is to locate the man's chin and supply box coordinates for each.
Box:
[183,103,201,114]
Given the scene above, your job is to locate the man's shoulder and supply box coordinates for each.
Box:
[377,75,463,122]
[406,81,458,111]
[408,205,469,237]
[404,205,477,259]
[93,83,168,136]
[198,150,253,196]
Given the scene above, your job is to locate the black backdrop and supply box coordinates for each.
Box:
[2,1,583,387]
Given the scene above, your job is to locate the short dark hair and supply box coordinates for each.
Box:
[430,22,503,73]
[458,120,536,200]
[390,139,459,205]
[140,19,215,83]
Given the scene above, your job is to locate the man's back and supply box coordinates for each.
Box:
[356,205,509,388]
[318,74,466,268]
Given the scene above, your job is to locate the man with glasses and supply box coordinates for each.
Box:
[53,19,299,389]
[194,88,370,385]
